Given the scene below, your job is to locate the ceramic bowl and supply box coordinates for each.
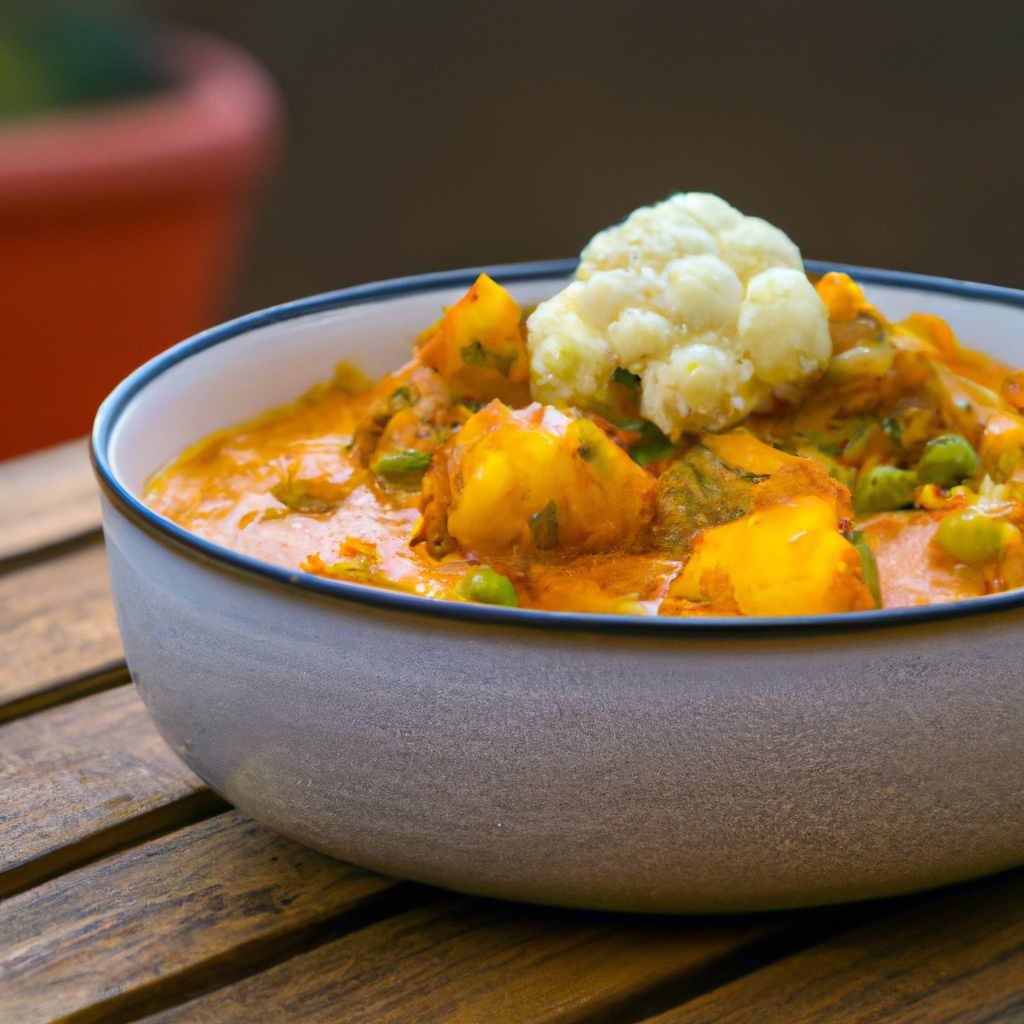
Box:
[93,260,1024,913]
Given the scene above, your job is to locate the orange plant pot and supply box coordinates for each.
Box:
[0,27,282,460]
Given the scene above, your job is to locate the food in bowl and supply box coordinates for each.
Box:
[145,194,1024,617]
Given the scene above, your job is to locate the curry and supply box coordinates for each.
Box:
[145,266,1024,617]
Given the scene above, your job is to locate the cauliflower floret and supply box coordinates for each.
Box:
[739,267,832,386]
[527,193,831,438]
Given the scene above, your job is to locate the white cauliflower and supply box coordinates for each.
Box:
[527,193,831,438]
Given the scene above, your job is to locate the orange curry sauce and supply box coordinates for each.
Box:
[146,273,1024,616]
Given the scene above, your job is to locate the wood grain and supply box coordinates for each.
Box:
[0,437,102,565]
[142,898,788,1024]
[0,684,221,898]
[0,542,125,722]
[647,867,1024,1024]
[0,810,398,1024]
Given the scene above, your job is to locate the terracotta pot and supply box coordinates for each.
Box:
[0,26,282,460]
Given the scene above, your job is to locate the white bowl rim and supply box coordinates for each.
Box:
[92,258,1024,636]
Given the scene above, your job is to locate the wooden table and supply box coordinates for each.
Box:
[3,439,1024,1023]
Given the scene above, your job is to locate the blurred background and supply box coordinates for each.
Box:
[162,0,1024,309]
[4,0,1024,455]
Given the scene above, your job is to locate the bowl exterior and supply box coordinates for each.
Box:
[102,495,1024,913]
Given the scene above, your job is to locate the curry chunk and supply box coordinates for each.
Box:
[420,401,656,559]
[654,430,855,557]
[665,495,874,616]
[415,273,531,407]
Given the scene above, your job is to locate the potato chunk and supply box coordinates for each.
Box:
[669,495,874,616]
[424,401,656,558]
[415,273,531,407]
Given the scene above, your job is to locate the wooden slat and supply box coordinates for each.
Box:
[141,898,790,1024]
[646,867,1024,1024]
[0,438,102,564]
[0,542,125,722]
[0,684,222,898]
[0,810,399,1024]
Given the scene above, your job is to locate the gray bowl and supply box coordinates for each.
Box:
[93,260,1024,913]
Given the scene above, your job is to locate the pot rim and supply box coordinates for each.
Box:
[92,258,1024,637]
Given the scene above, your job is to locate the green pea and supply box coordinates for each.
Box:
[454,567,519,607]
[934,508,1008,563]
[372,449,433,475]
[853,465,918,514]
[821,341,896,384]
[915,434,979,488]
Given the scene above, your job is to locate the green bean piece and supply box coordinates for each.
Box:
[846,530,882,608]
[372,449,433,475]
[529,500,558,550]
[934,508,1008,563]
[853,465,918,514]
[915,434,979,487]
[454,567,519,607]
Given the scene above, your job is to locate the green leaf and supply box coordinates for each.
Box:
[622,419,675,467]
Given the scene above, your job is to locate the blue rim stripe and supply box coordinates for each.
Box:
[92,259,1024,635]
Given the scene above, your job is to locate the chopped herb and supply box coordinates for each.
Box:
[844,530,882,608]
[529,500,558,550]
[460,340,517,375]
[842,423,872,461]
[388,386,413,414]
[881,416,903,443]
[618,418,676,467]
[609,366,641,405]
[804,421,871,461]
